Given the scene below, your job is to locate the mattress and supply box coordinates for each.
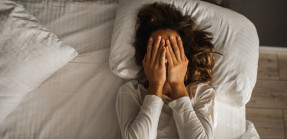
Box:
[0,1,254,138]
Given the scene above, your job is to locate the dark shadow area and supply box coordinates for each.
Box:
[202,0,287,47]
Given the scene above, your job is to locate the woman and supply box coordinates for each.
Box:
[115,2,222,139]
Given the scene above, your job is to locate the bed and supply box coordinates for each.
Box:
[0,0,259,138]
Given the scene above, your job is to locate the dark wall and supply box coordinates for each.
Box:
[202,0,287,47]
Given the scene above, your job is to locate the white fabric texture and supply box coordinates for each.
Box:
[243,120,260,139]
[0,1,123,139]
[241,120,260,139]
[109,0,259,107]
[116,80,216,139]
[0,0,78,123]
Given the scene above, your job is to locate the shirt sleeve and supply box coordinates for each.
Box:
[168,87,215,139]
[115,87,164,139]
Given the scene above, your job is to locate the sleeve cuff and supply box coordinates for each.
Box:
[168,96,192,111]
[144,94,164,106]
[141,95,164,115]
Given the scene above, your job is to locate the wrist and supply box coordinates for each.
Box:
[170,83,188,100]
[147,84,163,98]
[149,82,164,89]
[170,82,185,89]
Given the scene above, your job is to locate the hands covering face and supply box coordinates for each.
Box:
[142,35,189,88]
[142,36,167,87]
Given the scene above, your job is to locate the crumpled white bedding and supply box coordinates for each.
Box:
[0,1,124,139]
[0,1,259,139]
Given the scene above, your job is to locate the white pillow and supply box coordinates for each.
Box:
[0,1,78,122]
[109,0,259,106]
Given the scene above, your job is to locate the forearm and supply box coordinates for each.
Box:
[116,81,164,139]
[167,85,216,139]
[170,83,190,100]
[168,97,212,139]
[126,95,164,139]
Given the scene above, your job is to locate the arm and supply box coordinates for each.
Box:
[116,35,166,139]
[115,83,164,139]
[168,83,215,139]
[164,33,215,138]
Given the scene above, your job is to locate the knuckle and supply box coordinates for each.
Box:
[147,61,151,65]
[154,64,158,68]
[170,39,174,43]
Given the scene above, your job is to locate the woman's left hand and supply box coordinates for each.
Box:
[165,36,189,87]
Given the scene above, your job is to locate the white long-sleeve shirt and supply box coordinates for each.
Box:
[115,80,216,139]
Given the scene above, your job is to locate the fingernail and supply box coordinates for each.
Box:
[149,37,152,41]
[177,36,181,40]
[158,35,161,40]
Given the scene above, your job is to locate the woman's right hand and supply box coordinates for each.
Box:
[142,35,166,97]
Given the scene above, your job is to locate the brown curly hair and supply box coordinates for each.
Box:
[133,2,222,88]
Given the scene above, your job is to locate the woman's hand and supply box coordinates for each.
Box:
[165,36,189,86]
[166,36,189,100]
[142,35,167,97]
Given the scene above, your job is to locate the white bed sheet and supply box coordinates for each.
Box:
[0,1,256,139]
[0,1,124,139]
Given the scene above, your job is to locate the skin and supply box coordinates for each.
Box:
[142,29,192,100]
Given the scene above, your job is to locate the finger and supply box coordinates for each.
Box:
[159,39,165,65]
[177,36,185,60]
[166,39,177,64]
[146,37,153,61]
[170,36,181,61]
[151,35,161,65]
[155,39,164,65]
[160,47,166,67]
[166,45,174,66]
